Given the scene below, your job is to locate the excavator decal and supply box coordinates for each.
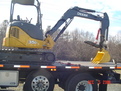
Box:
[77,12,88,17]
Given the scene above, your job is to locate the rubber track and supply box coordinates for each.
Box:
[0,49,55,65]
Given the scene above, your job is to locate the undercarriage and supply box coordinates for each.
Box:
[0,49,55,65]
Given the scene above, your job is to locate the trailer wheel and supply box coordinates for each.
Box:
[65,73,97,91]
[23,69,54,91]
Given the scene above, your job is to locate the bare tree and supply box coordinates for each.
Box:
[0,20,9,49]
[53,29,97,61]
[108,32,121,63]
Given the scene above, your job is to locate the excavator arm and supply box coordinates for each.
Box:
[45,6,110,64]
[46,6,109,49]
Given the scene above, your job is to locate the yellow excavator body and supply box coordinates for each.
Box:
[3,26,55,49]
[92,48,111,64]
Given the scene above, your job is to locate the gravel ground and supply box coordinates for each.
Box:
[0,84,121,91]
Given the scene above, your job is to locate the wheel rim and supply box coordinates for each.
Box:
[31,75,49,91]
[75,80,92,91]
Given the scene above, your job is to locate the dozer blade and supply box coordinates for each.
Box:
[92,48,110,64]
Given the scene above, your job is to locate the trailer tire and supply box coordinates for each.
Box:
[23,69,54,91]
[65,73,97,91]
[59,73,76,89]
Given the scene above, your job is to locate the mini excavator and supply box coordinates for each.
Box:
[1,0,110,64]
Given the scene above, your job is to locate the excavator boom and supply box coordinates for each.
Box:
[46,6,109,50]
[45,6,110,64]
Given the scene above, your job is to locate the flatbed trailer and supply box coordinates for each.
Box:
[0,60,121,91]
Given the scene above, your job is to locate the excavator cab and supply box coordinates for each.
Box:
[2,0,54,49]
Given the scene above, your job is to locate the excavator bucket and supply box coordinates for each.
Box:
[92,48,111,64]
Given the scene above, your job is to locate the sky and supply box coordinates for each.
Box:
[0,0,121,36]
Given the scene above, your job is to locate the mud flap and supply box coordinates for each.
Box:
[92,48,111,64]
